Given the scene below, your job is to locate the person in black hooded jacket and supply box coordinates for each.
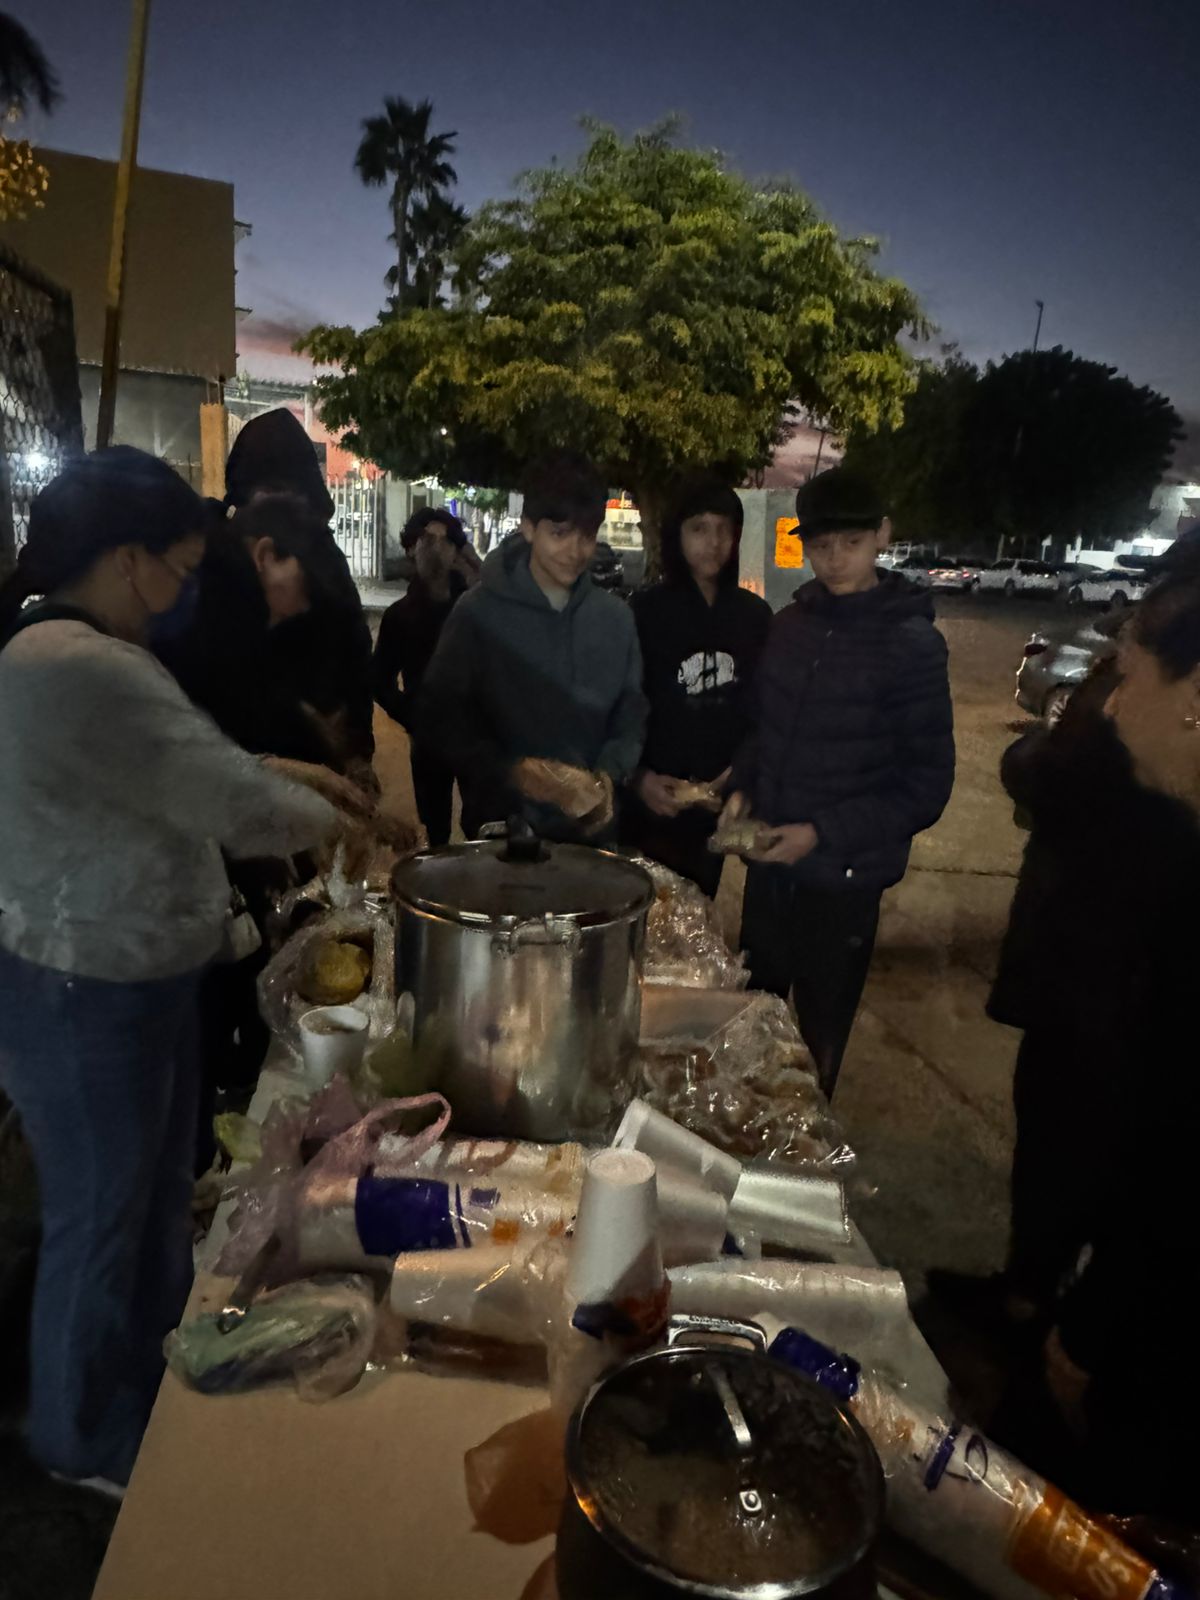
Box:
[372,507,480,846]
[622,476,771,895]
[722,467,955,1094]
[224,409,375,771]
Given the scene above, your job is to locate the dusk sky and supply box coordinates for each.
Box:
[21,0,1200,419]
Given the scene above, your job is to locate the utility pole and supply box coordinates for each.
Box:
[1032,299,1045,354]
[96,0,152,449]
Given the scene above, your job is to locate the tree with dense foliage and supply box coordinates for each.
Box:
[845,346,1183,551]
[305,123,925,559]
[354,96,457,301]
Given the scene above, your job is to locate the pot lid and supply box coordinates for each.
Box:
[569,1346,882,1598]
[391,841,654,927]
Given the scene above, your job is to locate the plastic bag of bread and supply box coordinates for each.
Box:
[634,857,748,988]
[636,994,853,1172]
[513,757,607,819]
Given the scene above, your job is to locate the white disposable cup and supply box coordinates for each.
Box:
[298,1004,369,1089]
[565,1147,663,1307]
[612,1099,742,1201]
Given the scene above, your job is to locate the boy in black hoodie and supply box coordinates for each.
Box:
[723,467,955,1094]
[623,476,771,894]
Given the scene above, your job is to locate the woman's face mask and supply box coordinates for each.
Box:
[132,534,205,648]
[146,572,200,648]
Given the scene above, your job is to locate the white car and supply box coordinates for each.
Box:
[1063,567,1148,609]
[976,558,1061,598]
[927,556,983,591]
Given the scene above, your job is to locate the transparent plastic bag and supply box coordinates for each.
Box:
[631,856,749,989]
[258,902,395,1058]
[165,1274,377,1400]
[215,1093,451,1279]
[635,992,854,1171]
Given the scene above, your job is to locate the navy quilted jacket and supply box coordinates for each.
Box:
[735,571,955,892]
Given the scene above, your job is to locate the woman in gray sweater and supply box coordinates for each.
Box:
[0,449,347,1495]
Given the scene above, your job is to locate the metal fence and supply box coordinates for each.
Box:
[0,243,83,567]
[331,472,383,580]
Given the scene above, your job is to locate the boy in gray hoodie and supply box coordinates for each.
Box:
[420,456,646,841]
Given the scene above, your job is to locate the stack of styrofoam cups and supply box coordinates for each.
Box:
[614,1098,849,1253]
[613,1101,741,1201]
[551,1148,667,1419]
[388,1243,538,1345]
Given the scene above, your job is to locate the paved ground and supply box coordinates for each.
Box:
[0,591,1054,1596]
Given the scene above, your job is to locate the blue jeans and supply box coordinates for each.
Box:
[0,946,202,1483]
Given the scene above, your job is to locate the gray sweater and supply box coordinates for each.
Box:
[0,619,337,981]
[419,537,646,838]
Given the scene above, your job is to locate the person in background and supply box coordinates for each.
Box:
[223,408,375,773]
[420,454,646,842]
[156,491,380,1167]
[0,449,347,1495]
[372,507,480,846]
[622,476,771,895]
[159,492,352,770]
[722,466,955,1095]
[1042,560,1200,1517]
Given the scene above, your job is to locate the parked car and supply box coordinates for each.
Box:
[1063,566,1148,609]
[590,540,626,594]
[977,558,1061,598]
[1015,618,1118,723]
[927,556,983,591]
[890,554,934,586]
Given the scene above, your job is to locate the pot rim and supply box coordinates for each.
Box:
[564,1342,885,1600]
[391,842,655,931]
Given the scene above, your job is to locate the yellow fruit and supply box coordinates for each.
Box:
[299,940,371,1005]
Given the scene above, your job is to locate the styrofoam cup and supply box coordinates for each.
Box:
[298,1004,368,1089]
[612,1099,742,1201]
[565,1148,662,1307]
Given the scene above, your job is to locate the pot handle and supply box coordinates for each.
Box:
[492,915,582,955]
[664,1313,768,1353]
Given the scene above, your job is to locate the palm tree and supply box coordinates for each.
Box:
[0,13,60,117]
[355,97,457,299]
[407,192,469,309]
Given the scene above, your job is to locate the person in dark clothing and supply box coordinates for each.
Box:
[419,455,646,842]
[723,467,955,1094]
[966,661,1156,1318]
[1039,567,1200,1518]
[373,507,479,846]
[224,408,375,771]
[159,493,342,768]
[157,492,376,1170]
[622,476,771,895]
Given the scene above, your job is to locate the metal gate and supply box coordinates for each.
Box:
[0,244,83,568]
[330,471,383,580]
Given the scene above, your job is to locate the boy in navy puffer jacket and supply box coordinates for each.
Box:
[722,468,955,1094]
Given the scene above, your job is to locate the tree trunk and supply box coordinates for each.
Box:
[633,480,667,582]
[393,185,410,297]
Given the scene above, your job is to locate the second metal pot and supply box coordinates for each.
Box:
[393,838,654,1141]
[559,1318,884,1600]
